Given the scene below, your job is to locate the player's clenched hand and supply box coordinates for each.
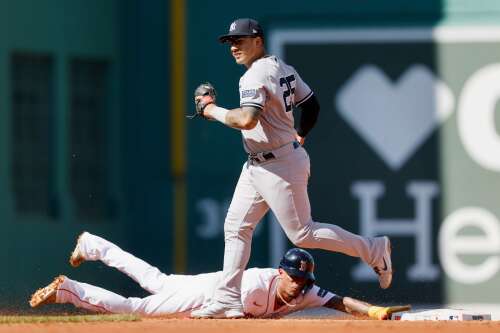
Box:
[368,305,411,320]
[296,135,305,145]
[188,82,217,119]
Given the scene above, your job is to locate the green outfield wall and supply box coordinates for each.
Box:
[0,0,172,308]
[0,0,499,310]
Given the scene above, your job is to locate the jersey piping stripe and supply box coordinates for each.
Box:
[58,288,111,313]
[295,91,313,107]
[240,102,264,109]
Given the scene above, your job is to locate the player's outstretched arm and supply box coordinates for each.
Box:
[204,104,262,130]
[323,295,411,320]
[190,81,264,130]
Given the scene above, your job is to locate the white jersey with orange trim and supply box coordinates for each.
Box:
[238,55,313,154]
[241,268,334,318]
[54,232,335,318]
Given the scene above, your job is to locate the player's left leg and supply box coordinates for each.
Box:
[191,163,269,318]
[70,232,173,294]
[253,147,392,289]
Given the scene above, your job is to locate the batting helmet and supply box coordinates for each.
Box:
[279,248,316,293]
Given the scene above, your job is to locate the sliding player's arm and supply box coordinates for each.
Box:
[323,294,411,320]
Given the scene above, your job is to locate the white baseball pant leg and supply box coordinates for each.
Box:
[61,233,223,315]
[78,232,170,294]
[56,277,150,314]
[56,274,219,316]
[212,163,269,307]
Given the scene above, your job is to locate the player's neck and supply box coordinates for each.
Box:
[244,49,266,68]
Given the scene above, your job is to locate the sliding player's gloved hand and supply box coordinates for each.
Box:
[187,82,217,119]
[368,305,411,320]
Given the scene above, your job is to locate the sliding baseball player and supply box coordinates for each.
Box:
[29,232,408,319]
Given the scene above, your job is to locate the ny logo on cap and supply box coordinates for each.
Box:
[230,22,237,31]
[299,260,307,272]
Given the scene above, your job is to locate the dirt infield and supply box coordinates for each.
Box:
[0,318,499,333]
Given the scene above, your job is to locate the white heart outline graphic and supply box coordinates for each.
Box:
[336,64,455,171]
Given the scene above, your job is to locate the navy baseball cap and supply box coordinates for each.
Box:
[219,18,264,43]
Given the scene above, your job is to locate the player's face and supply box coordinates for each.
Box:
[228,37,264,67]
[278,269,308,301]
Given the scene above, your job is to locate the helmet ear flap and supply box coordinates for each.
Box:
[302,280,314,294]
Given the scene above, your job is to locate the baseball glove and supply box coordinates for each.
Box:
[187,82,217,119]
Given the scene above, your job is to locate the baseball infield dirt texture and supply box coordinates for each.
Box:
[1,317,499,333]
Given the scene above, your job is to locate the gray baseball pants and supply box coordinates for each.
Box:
[212,144,384,308]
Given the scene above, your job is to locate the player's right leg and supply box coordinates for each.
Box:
[191,164,269,318]
[29,275,195,316]
[68,232,171,294]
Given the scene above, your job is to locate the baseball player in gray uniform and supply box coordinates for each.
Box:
[29,232,408,319]
[189,18,393,319]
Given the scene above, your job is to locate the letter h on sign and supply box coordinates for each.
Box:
[351,181,440,282]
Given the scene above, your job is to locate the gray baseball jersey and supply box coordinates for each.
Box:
[239,55,313,153]
[212,53,382,311]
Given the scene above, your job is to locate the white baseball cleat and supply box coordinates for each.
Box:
[69,232,88,268]
[372,236,393,289]
[29,275,65,308]
[190,302,245,319]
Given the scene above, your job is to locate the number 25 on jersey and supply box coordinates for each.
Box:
[280,75,296,112]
